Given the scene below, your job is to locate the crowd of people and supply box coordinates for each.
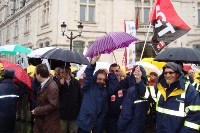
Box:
[0,53,200,133]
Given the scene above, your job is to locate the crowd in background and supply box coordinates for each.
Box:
[1,53,200,133]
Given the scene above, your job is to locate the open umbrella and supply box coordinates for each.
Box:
[41,48,89,67]
[154,47,200,63]
[0,60,31,88]
[77,62,111,79]
[141,58,165,70]
[0,44,32,55]
[136,62,162,75]
[85,32,138,58]
[27,47,55,66]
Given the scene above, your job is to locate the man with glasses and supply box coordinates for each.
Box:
[154,62,200,132]
[106,63,129,133]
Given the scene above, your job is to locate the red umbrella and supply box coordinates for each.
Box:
[0,60,31,88]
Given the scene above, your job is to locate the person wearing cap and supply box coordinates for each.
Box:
[153,62,200,132]
[0,68,19,132]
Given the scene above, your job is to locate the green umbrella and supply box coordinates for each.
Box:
[0,44,32,55]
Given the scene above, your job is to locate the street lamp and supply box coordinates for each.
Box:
[61,22,84,50]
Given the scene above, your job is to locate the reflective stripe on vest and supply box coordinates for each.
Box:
[184,121,200,130]
[156,82,190,117]
[142,86,150,99]
[0,95,19,99]
[134,100,148,104]
[192,82,200,91]
[149,86,156,101]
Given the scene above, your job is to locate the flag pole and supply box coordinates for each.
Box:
[139,23,152,62]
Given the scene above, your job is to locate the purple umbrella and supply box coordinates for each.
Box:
[85,32,138,58]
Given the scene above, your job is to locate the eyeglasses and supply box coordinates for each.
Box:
[110,70,119,73]
[97,77,106,82]
[163,71,176,75]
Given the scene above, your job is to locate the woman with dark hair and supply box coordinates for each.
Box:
[76,53,119,133]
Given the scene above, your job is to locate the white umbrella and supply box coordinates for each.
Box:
[77,62,111,79]
[136,61,162,75]
[27,47,55,58]
[27,47,55,66]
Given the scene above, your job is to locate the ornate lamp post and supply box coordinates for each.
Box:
[61,22,84,50]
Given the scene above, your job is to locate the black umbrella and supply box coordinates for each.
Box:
[28,58,70,70]
[41,48,89,65]
[154,47,200,63]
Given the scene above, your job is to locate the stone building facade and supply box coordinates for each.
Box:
[0,0,200,65]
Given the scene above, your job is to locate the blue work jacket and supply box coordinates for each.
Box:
[76,63,119,133]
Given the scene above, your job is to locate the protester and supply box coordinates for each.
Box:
[0,68,19,132]
[16,81,29,122]
[53,67,61,82]
[155,62,200,132]
[58,66,83,133]
[118,65,148,133]
[192,73,200,92]
[146,72,158,129]
[31,64,61,133]
[148,72,158,86]
[106,63,129,133]
[30,74,40,128]
[76,53,119,133]
[188,69,195,81]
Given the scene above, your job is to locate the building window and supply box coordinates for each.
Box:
[198,3,200,26]
[88,42,94,48]
[80,0,95,22]
[135,42,156,61]
[73,41,84,54]
[42,1,50,25]
[6,25,10,41]
[25,13,30,32]
[193,45,200,51]
[0,12,2,23]
[44,41,50,47]
[0,31,2,45]
[135,0,154,24]
[14,20,18,37]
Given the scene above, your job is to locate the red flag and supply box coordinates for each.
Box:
[149,0,191,53]
[135,7,140,30]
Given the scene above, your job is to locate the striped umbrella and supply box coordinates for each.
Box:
[85,32,138,58]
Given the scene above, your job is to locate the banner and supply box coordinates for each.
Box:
[17,53,29,69]
[124,20,136,71]
[149,0,191,53]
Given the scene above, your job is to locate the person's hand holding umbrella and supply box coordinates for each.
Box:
[91,53,101,65]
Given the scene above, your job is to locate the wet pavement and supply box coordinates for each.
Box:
[15,106,155,133]
[15,110,33,133]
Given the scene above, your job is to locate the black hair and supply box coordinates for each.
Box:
[64,66,71,74]
[36,64,49,78]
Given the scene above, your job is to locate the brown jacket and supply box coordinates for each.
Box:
[33,78,61,133]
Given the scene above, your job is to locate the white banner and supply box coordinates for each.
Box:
[124,20,136,70]
[17,53,29,69]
